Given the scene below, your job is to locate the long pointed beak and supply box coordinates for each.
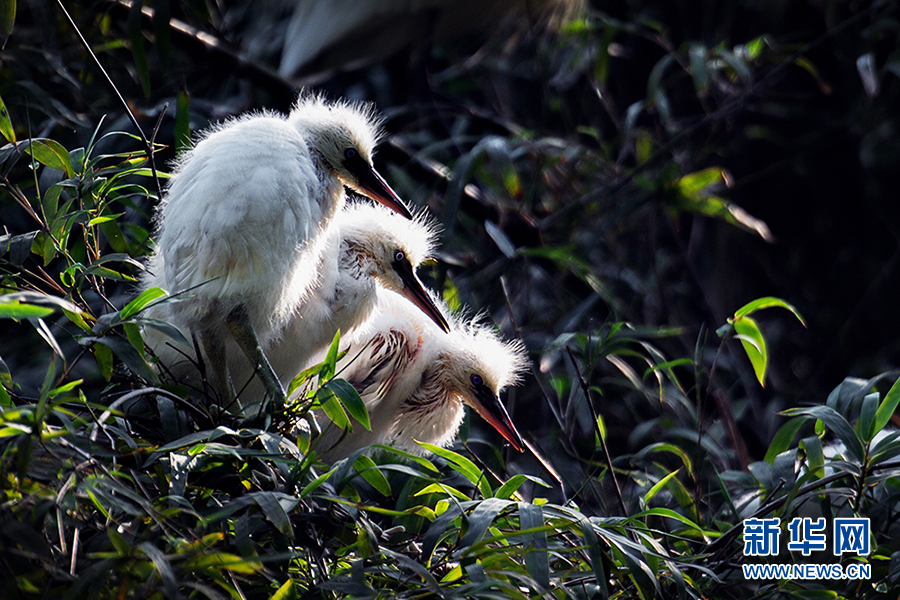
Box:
[355,164,413,219]
[471,386,525,452]
[394,261,451,333]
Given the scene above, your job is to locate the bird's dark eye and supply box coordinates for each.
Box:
[344,148,357,159]
[470,374,483,387]
[393,250,405,263]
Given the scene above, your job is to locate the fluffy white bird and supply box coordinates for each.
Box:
[313,289,528,462]
[226,201,450,410]
[148,94,410,417]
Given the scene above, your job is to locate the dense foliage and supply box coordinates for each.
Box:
[1,0,899,598]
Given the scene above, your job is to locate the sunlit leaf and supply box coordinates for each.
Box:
[733,316,767,386]
[0,92,14,141]
[325,378,369,430]
[24,138,73,176]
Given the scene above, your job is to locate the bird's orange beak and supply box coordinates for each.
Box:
[393,261,451,333]
[471,386,525,452]
[356,164,413,219]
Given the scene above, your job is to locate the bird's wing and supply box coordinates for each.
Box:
[158,116,331,321]
[345,327,412,406]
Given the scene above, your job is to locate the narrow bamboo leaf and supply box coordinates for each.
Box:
[799,435,825,478]
[24,139,73,176]
[0,93,14,141]
[643,469,681,506]
[92,343,113,381]
[137,542,177,599]
[87,212,124,226]
[418,442,491,497]
[415,483,470,501]
[325,378,369,430]
[254,492,293,538]
[458,497,514,548]
[733,296,806,326]
[107,528,130,556]
[321,329,341,381]
[859,392,879,442]
[270,578,295,600]
[733,316,767,386]
[0,302,54,319]
[318,387,350,431]
[874,375,900,434]
[764,417,806,463]
[120,287,167,320]
[89,335,158,383]
[352,455,391,496]
[519,503,549,590]
[299,467,336,498]
[782,405,865,461]
[494,473,549,499]
[185,552,261,574]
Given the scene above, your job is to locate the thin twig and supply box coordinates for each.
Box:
[55,0,163,201]
[566,346,628,516]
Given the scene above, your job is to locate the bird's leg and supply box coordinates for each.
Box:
[199,329,244,418]
[226,305,286,420]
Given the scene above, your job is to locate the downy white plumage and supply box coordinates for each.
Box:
[227,201,450,409]
[145,95,410,417]
[313,289,528,462]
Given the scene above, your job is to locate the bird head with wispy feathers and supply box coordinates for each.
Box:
[338,202,450,333]
[289,94,411,218]
[433,314,529,450]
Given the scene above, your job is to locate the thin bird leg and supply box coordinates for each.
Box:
[226,305,286,419]
[199,329,244,417]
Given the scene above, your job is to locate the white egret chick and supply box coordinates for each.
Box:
[150,95,410,418]
[229,201,451,409]
[314,290,528,462]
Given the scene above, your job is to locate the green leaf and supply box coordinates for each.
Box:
[764,417,806,463]
[519,503,549,590]
[781,405,865,462]
[120,287,167,320]
[733,315,767,386]
[874,375,900,435]
[858,392,879,442]
[643,468,681,506]
[321,329,341,381]
[419,443,493,499]
[92,343,113,381]
[185,552,262,575]
[458,497,515,548]
[299,467,336,498]
[270,578,295,600]
[352,455,391,496]
[0,93,14,141]
[318,386,351,431]
[799,435,825,478]
[494,474,549,499]
[325,378,369,430]
[24,139,73,176]
[86,335,158,383]
[0,301,54,319]
[733,296,806,326]
[254,492,294,537]
[87,212,124,226]
[107,528,131,556]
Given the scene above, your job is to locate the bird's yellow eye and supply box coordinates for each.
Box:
[344,148,357,159]
[470,374,483,387]
[393,250,405,263]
